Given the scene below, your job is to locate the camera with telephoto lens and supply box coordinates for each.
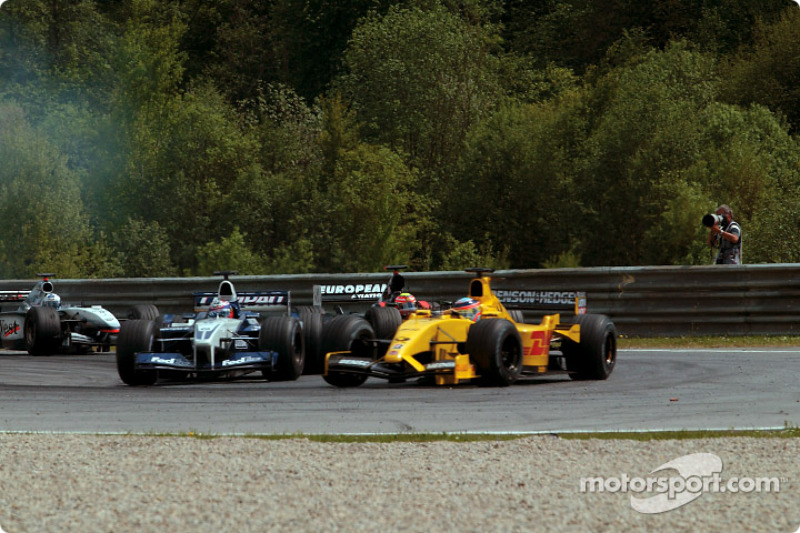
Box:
[702,213,724,228]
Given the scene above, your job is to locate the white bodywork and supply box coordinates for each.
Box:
[190,316,248,368]
[0,278,120,352]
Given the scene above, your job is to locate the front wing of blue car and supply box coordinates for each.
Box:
[135,351,279,373]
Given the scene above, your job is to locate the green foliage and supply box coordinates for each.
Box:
[336,2,503,174]
[115,82,261,271]
[265,238,316,275]
[574,43,721,265]
[502,0,788,73]
[571,42,800,266]
[113,218,176,277]
[542,246,582,269]
[720,8,800,133]
[452,94,585,268]
[318,92,360,177]
[195,227,267,276]
[0,102,100,278]
[317,143,424,272]
[691,102,800,263]
[267,0,395,101]
[2,0,800,277]
[438,237,510,272]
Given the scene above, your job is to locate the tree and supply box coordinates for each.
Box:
[501,0,788,73]
[691,102,800,263]
[314,143,425,272]
[336,2,503,177]
[267,0,396,101]
[450,96,585,268]
[720,8,800,133]
[113,218,176,277]
[0,102,118,277]
[573,42,720,265]
[570,41,800,265]
[114,81,260,272]
[195,227,267,276]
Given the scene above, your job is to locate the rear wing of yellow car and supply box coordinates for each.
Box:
[493,289,587,315]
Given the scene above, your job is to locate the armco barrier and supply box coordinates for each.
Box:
[0,264,797,337]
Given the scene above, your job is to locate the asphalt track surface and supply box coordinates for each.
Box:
[0,348,798,435]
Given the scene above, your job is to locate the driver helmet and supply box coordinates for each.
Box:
[452,297,481,322]
[394,292,417,318]
[42,293,61,309]
[208,298,233,318]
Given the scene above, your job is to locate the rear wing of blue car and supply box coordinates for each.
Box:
[193,290,292,314]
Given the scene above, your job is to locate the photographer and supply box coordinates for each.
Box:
[705,204,742,264]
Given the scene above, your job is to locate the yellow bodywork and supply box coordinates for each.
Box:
[325,272,583,385]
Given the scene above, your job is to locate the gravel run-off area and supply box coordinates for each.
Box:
[0,434,797,533]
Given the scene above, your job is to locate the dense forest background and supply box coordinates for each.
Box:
[1,0,799,278]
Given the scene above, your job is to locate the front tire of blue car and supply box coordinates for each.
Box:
[260,316,305,381]
[116,319,158,386]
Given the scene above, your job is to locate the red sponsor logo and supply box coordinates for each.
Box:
[3,322,20,337]
[524,330,551,357]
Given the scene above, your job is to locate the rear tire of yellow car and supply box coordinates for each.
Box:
[116,319,158,386]
[562,314,617,380]
[466,319,523,386]
[321,315,373,388]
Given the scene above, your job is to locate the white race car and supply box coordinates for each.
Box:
[0,274,140,355]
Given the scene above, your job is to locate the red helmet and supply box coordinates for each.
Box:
[394,293,417,318]
[452,297,481,322]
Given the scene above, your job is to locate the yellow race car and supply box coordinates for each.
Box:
[322,268,617,387]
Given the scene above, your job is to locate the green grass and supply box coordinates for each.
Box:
[618,335,800,349]
[163,431,527,443]
[149,426,800,443]
[559,426,800,441]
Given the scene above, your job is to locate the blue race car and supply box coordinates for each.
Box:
[116,272,304,386]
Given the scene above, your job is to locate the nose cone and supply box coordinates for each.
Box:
[383,315,472,363]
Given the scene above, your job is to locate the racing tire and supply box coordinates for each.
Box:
[321,315,373,388]
[466,319,523,386]
[295,305,326,315]
[25,307,62,356]
[298,309,324,374]
[561,314,617,380]
[127,304,160,321]
[364,305,402,340]
[116,319,158,386]
[260,316,305,381]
